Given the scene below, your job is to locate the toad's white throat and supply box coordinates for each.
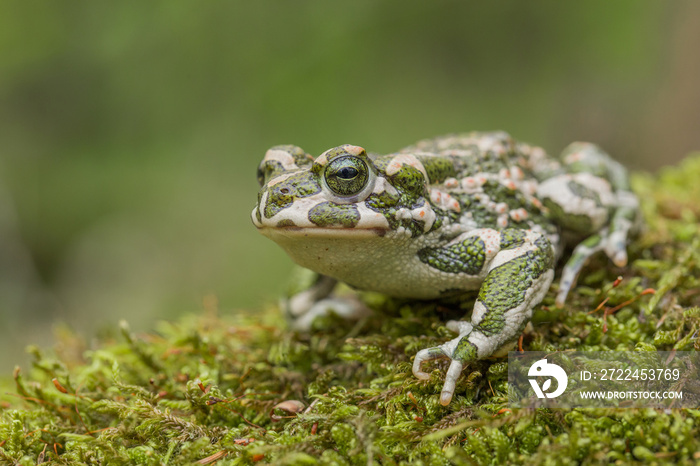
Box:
[257,226,390,239]
[256,226,460,299]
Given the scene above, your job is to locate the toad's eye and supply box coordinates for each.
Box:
[337,166,359,180]
[325,156,369,196]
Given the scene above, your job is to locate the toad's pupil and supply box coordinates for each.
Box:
[338,167,359,179]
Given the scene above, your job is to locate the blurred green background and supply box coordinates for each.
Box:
[2,1,699,372]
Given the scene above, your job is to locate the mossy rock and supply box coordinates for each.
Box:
[2,156,700,465]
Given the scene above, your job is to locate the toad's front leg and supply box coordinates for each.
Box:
[285,269,372,331]
[413,229,555,405]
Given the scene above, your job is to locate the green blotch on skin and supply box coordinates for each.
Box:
[308,202,361,228]
[276,219,296,227]
[427,213,444,233]
[499,229,527,249]
[388,163,426,200]
[479,179,535,213]
[453,338,478,362]
[476,310,506,336]
[365,187,425,237]
[370,156,429,234]
[270,145,311,164]
[418,236,486,275]
[365,190,400,210]
[284,146,314,168]
[365,190,400,230]
[259,146,312,186]
[263,191,291,218]
[542,198,594,234]
[453,194,498,229]
[417,156,457,184]
[371,157,390,174]
[567,180,602,206]
[257,159,285,186]
[481,182,549,230]
[263,171,321,218]
[324,145,361,162]
[287,171,322,198]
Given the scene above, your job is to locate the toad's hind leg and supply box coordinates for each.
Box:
[413,229,555,405]
[555,231,608,307]
[536,142,639,305]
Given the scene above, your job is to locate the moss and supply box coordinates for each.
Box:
[2,155,700,465]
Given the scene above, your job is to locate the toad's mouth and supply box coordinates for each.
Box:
[256,225,390,239]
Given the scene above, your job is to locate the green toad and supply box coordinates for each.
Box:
[252,132,639,405]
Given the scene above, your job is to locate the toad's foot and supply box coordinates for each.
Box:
[412,321,475,406]
[555,208,636,307]
[289,296,372,331]
[285,272,372,331]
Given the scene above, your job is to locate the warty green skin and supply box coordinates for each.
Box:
[252,131,639,405]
